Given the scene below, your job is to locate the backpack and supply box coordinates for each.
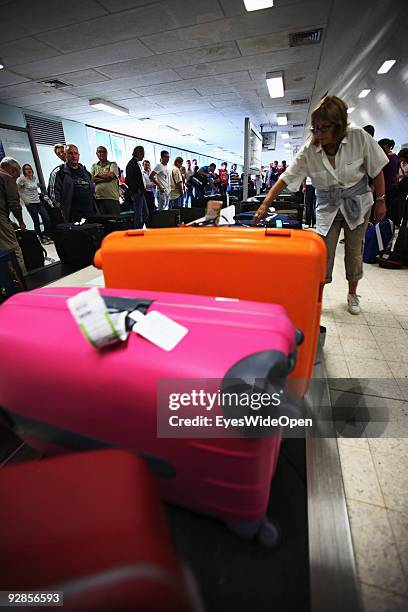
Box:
[363,218,394,264]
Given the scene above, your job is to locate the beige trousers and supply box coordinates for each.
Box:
[322,209,370,284]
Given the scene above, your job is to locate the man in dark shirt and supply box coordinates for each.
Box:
[125,146,148,229]
[50,144,95,222]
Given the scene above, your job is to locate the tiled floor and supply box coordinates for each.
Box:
[45,240,408,611]
[321,241,408,612]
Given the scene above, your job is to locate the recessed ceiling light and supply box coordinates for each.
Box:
[358,89,371,99]
[281,133,289,139]
[243,0,273,11]
[277,113,288,125]
[377,60,396,74]
[347,107,356,114]
[89,98,128,116]
[266,71,284,98]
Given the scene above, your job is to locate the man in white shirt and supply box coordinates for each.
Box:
[150,150,170,210]
[254,96,388,315]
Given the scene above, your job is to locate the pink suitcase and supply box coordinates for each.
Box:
[0,287,300,545]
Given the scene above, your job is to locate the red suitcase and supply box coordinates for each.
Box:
[0,450,199,612]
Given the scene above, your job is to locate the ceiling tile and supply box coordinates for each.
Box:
[179,46,320,80]
[97,0,223,23]
[53,70,110,87]
[12,39,154,80]
[0,70,29,88]
[3,90,78,108]
[141,1,330,54]
[37,0,224,53]
[5,0,108,34]
[71,69,182,97]
[0,38,61,67]
[96,42,241,80]
[0,81,52,100]
[0,19,32,44]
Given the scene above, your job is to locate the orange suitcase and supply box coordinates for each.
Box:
[94,227,326,388]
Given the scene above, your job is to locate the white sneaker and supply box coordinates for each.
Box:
[347,294,361,315]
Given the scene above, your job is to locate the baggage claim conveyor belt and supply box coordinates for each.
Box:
[0,272,361,612]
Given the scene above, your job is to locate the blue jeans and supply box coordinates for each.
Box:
[131,191,148,229]
[184,187,193,207]
[156,191,169,211]
[26,202,51,237]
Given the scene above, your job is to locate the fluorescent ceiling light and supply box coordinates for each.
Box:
[347,107,356,114]
[89,98,128,116]
[377,60,396,74]
[266,71,284,98]
[358,89,371,99]
[281,132,289,139]
[277,113,287,126]
[244,0,274,11]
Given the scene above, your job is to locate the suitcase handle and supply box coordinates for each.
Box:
[265,228,291,237]
[126,230,145,236]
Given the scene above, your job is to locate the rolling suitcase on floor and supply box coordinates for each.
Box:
[14,229,46,271]
[0,249,25,304]
[0,449,197,611]
[53,223,104,268]
[94,228,326,389]
[0,286,300,545]
[85,214,133,236]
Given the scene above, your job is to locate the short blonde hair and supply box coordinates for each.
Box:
[310,96,348,145]
[174,156,183,166]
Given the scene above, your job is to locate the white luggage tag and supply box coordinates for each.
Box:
[67,287,128,348]
[129,310,188,351]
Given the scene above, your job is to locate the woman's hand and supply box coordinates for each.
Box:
[374,200,386,223]
[253,203,269,224]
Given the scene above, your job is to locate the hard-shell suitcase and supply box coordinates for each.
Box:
[14,229,45,271]
[0,449,197,611]
[0,286,299,544]
[85,214,133,236]
[0,249,25,304]
[94,227,326,388]
[53,223,104,268]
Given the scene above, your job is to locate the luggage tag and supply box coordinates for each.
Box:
[129,310,188,351]
[67,287,128,348]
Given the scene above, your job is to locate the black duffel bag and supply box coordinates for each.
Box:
[85,214,133,236]
[53,223,104,268]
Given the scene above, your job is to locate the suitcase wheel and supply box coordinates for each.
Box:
[227,517,280,547]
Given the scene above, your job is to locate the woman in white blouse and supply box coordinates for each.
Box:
[254,96,389,315]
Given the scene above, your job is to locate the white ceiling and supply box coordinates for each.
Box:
[0,0,406,163]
